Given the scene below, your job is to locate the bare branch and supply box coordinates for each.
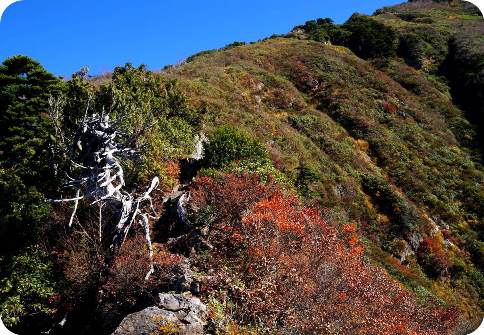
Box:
[51,111,159,280]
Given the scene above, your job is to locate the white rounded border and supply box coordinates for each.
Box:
[0,0,482,334]
[0,317,16,335]
[0,0,21,23]
[465,0,484,16]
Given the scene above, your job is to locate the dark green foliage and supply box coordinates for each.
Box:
[442,37,484,151]
[203,125,268,168]
[463,231,484,271]
[0,55,63,185]
[0,171,50,251]
[361,174,422,235]
[396,12,434,23]
[0,56,62,248]
[295,162,320,197]
[224,41,247,49]
[295,14,396,60]
[398,33,426,68]
[163,80,205,129]
[0,247,59,330]
[343,14,397,59]
[296,18,350,44]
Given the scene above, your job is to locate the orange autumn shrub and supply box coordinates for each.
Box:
[190,174,458,335]
[417,236,452,278]
[242,191,305,235]
[165,160,181,182]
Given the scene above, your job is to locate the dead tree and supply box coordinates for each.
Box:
[50,109,159,280]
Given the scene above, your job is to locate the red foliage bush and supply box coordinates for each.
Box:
[384,101,397,114]
[190,173,458,334]
[242,191,306,235]
[165,160,181,182]
[190,173,276,226]
[102,235,152,303]
[417,236,452,278]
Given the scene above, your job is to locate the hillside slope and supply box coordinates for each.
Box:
[0,1,483,334]
[160,1,483,328]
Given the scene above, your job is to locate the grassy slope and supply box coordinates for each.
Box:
[374,1,482,67]
[158,1,483,322]
[374,0,484,151]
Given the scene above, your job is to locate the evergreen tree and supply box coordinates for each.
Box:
[0,55,62,248]
[0,56,64,331]
[343,14,397,59]
[0,55,63,186]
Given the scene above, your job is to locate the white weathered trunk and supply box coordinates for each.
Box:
[50,112,159,280]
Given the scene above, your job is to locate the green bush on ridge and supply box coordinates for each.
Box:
[203,125,269,169]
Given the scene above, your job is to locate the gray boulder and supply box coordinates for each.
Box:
[112,293,207,335]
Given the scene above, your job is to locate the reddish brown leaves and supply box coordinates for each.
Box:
[242,191,305,235]
[384,101,397,114]
[418,236,452,278]
[190,173,276,225]
[103,235,152,302]
[190,173,458,335]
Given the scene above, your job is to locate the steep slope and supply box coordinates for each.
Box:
[161,26,483,325]
[373,0,484,152]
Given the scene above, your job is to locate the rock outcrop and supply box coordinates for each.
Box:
[112,293,207,335]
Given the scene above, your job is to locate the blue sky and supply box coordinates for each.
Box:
[0,0,402,77]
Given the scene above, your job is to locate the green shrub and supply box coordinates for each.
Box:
[398,33,426,69]
[0,171,50,251]
[224,41,247,49]
[65,64,206,186]
[343,14,397,59]
[62,67,96,132]
[295,162,321,197]
[361,174,421,234]
[297,18,350,45]
[204,125,268,168]
[0,248,59,329]
[225,159,287,185]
